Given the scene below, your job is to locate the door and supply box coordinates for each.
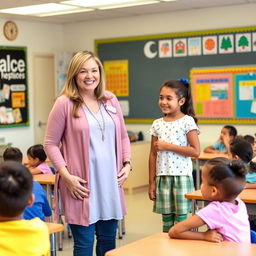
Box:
[34,54,55,144]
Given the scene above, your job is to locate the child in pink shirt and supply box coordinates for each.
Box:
[26,144,52,175]
[169,157,250,243]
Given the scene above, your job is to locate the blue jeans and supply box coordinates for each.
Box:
[69,219,118,256]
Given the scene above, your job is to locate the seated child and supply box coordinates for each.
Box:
[230,137,256,231]
[229,137,256,189]
[244,134,256,161]
[0,161,50,255]
[3,147,52,221]
[203,125,237,154]
[3,147,23,162]
[27,144,52,175]
[169,157,250,243]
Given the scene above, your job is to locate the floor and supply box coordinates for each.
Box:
[57,187,162,256]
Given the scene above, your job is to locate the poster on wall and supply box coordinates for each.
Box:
[0,46,29,127]
[191,73,234,118]
[191,66,256,123]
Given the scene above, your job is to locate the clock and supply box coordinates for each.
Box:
[3,21,18,41]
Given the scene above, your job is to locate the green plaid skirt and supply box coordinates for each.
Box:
[153,175,194,215]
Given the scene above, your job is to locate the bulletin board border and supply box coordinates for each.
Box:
[190,66,256,124]
[95,25,256,49]
[95,25,256,124]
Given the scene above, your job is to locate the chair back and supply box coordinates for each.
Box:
[50,167,56,174]
[251,230,256,244]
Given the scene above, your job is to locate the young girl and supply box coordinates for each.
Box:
[230,137,256,232]
[148,79,200,232]
[169,157,250,243]
[27,144,52,175]
[230,137,256,189]
[203,125,237,154]
[244,134,256,161]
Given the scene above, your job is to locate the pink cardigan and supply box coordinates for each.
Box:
[44,91,131,226]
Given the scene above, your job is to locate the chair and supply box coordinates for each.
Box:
[50,167,56,174]
[251,230,256,244]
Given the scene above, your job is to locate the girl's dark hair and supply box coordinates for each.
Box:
[244,134,255,146]
[160,79,197,124]
[27,144,47,162]
[3,147,23,163]
[224,125,237,137]
[230,137,256,173]
[206,157,247,200]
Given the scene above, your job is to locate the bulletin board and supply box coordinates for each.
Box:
[191,66,256,123]
[0,46,29,127]
[95,26,256,123]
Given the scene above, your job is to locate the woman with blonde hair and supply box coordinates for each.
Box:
[44,50,131,256]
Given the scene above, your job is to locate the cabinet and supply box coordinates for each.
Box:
[124,141,150,194]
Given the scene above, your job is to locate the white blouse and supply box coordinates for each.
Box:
[149,115,199,176]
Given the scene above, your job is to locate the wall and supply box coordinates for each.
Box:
[0,19,63,153]
[63,3,256,148]
[1,3,255,153]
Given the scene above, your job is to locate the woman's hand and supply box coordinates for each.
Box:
[117,165,130,187]
[62,173,89,200]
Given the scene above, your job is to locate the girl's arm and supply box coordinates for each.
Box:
[244,182,256,189]
[169,214,224,243]
[154,130,200,157]
[148,135,157,201]
[29,167,42,175]
[203,145,220,153]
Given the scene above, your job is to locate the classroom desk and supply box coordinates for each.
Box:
[193,152,228,189]
[185,189,256,215]
[33,174,55,205]
[105,232,256,256]
[46,222,64,256]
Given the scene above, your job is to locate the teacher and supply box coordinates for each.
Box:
[44,50,131,256]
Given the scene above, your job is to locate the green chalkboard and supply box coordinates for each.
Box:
[95,26,256,123]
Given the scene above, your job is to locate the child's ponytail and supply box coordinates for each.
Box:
[178,78,197,124]
[228,159,248,177]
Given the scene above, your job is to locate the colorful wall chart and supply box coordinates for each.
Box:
[104,60,129,96]
[235,73,256,119]
[0,46,28,127]
[191,66,256,123]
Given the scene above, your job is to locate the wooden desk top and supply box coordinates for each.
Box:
[106,233,256,256]
[193,152,228,160]
[185,189,256,204]
[46,222,64,234]
[33,174,55,185]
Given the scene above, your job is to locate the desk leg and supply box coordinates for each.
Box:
[118,220,123,239]
[121,218,125,235]
[191,199,196,215]
[50,233,57,256]
[195,159,200,190]
[191,199,198,232]
[46,184,51,206]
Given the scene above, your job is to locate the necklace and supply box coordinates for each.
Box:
[85,101,105,141]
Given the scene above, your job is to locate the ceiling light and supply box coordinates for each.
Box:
[99,1,159,10]
[38,8,93,17]
[160,0,177,2]
[62,0,140,8]
[0,3,87,16]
